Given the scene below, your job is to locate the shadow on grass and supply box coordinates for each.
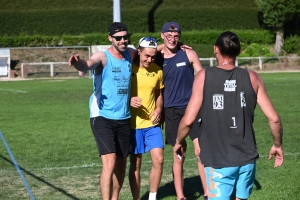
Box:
[254,179,262,190]
[140,176,262,199]
[141,175,205,200]
[0,154,80,200]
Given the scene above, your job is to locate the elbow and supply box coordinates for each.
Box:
[181,117,194,127]
[268,114,281,124]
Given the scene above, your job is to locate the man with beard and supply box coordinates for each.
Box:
[68,22,136,200]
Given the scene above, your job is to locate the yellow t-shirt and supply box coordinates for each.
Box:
[130,62,164,129]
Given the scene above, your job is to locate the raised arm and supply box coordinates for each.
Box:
[250,70,283,168]
[68,51,106,73]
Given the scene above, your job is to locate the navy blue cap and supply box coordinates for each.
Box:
[161,22,181,33]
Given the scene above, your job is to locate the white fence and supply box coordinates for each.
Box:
[5,46,90,78]
[20,62,71,77]
[1,45,299,79]
[18,56,300,78]
[200,56,300,70]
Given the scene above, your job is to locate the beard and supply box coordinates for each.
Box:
[113,42,127,52]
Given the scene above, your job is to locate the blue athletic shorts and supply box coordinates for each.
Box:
[129,125,164,154]
[205,162,256,199]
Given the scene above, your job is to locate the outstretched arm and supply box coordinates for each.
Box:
[68,51,106,72]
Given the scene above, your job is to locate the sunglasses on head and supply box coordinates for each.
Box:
[111,34,130,41]
[142,37,157,43]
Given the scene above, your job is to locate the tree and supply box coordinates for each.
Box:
[256,0,300,55]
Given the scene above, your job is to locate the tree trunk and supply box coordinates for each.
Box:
[274,30,284,56]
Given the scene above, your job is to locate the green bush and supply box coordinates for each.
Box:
[240,43,271,57]
[284,35,300,55]
[0,0,261,36]
[0,30,275,48]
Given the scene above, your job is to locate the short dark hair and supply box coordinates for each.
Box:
[214,31,241,57]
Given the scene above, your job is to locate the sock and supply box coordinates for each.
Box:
[148,192,157,200]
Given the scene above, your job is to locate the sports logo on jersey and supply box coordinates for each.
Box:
[213,94,224,109]
[117,88,128,95]
[112,67,121,73]
[224,80,237,91]
[176,62,186,67]
[240,91,246,107]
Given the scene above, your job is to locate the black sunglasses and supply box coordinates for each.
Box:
[111,34,130,41]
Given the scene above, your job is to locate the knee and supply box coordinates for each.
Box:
[102,162,116,173]
[152,155,164,167]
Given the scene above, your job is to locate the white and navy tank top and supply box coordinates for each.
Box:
[156,50,194,108]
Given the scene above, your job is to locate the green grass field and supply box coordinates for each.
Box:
[0,72,300,199]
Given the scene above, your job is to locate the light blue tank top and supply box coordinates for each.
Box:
[89,49,132,119]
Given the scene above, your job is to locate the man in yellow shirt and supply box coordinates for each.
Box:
[128,37,164,200]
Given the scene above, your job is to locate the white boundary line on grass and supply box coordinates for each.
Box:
[32,152,300,171]
[0,88,27,93]
[1,152,298,172]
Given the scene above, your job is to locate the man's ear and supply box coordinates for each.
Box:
[108,35,113,43]
[214,45,218,55]
[160,32,164,40]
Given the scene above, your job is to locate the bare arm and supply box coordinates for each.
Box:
[149,88,163,125]
[250,70,283,167]
[157,44,164,52]
[176,69,205,143]
[173,70,205,159]
[68,51,106,73]
[186,49,203,74]
[127,47,138,62]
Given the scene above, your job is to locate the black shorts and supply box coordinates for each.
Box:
[90,116,131,157]
[165,107,201,146]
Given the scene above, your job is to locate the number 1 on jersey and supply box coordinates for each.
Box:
[230,117,237,128]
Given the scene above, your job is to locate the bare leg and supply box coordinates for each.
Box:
[100,153,116,200]
[172,141,187,200]
[111,155,127,200]
[193,138,208,197]
[149,148,164,193]
[129,154,142,200]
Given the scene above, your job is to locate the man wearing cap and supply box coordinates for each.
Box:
[128,37,164,200]
[68,22,136,200]
[155,22,208,200]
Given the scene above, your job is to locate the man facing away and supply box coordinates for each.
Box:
[175,31,284,200]
[155,22,208,200]
[128,37,164,200]
[68,22,136,200]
